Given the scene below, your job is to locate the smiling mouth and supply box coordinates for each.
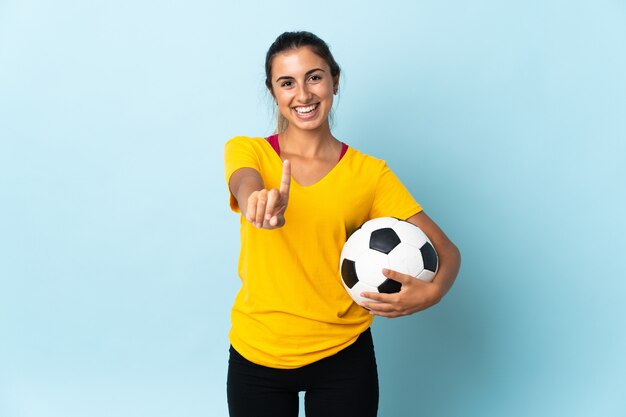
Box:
[293,103,319,114]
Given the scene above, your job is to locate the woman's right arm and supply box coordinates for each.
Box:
[229,160,291,229]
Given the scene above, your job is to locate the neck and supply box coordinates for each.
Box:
[279,125,339,159]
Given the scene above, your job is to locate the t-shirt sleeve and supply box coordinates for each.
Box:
[369,162,423,220]
[224,136,260,213]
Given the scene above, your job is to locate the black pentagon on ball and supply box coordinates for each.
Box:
[378,278,402,294]
[420,241,438,272]
[341,259,359,289]
[369,228,401,254]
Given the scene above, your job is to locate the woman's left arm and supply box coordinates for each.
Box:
[359,211,461,318]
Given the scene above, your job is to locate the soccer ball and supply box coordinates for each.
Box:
[339,217,439,306]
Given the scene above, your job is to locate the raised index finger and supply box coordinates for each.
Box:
[279,159,291,196]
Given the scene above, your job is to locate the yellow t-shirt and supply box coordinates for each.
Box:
[224,136,422,368]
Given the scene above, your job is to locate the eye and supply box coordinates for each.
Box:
[308,74,322,82]
[280,80,293,88]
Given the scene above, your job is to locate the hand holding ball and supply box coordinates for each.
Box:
[340,217,439,306]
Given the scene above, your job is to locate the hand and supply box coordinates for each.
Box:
[360,268,444,318]
[246,160,291,229]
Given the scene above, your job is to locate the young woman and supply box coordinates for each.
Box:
[224,31,460,417]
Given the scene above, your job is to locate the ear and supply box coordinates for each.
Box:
[333,74,340,94]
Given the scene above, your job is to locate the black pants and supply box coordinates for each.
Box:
[227,328,379,417]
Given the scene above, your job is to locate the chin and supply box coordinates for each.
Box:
[289,114,330,132]
[290,121,328,132]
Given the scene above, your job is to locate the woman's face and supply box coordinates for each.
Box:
[270,47,338,133]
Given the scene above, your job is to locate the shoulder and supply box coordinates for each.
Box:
[224,135,274,156]
[344,145,388,173]
[225,135,267,149]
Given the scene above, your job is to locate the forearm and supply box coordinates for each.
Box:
[235,177,264,218]
[229,168,265,218]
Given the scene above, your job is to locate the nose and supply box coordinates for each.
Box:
[296,83,312,102]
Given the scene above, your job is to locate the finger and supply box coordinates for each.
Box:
[254,190,268,227]
[279,159,291,197]
[246,191,258,224]
[269,214,283,227]
[382,268,413,286]
[369,309,402,318]
[360,291,397,305]
[359,291,401,311]
[264,189,280,220]
[361,299,398,316]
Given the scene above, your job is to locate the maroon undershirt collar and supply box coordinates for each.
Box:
[266,134,348,161]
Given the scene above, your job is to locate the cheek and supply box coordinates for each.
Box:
[318,82,335,98]
[274,91,292,107]
[276,98,292,114]
[274,94,294,118]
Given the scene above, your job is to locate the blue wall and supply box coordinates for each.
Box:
[1,1,625,416]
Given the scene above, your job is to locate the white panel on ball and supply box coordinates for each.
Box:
[340,228,369,261]
[387,242,424,277]
[354,250,389,287]
[417,268,436,282]
[348,281,379,305]
[392,220,428,249]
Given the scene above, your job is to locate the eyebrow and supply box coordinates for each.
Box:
[275,68,326,83]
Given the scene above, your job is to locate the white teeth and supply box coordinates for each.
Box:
[294,104,318,114]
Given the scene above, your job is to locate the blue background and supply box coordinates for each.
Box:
[1,1,625,416]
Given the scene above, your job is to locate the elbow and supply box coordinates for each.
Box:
[450,241,461,270]
[452,241,461,265]
[441,239,461,273]
[450,242,461,279]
